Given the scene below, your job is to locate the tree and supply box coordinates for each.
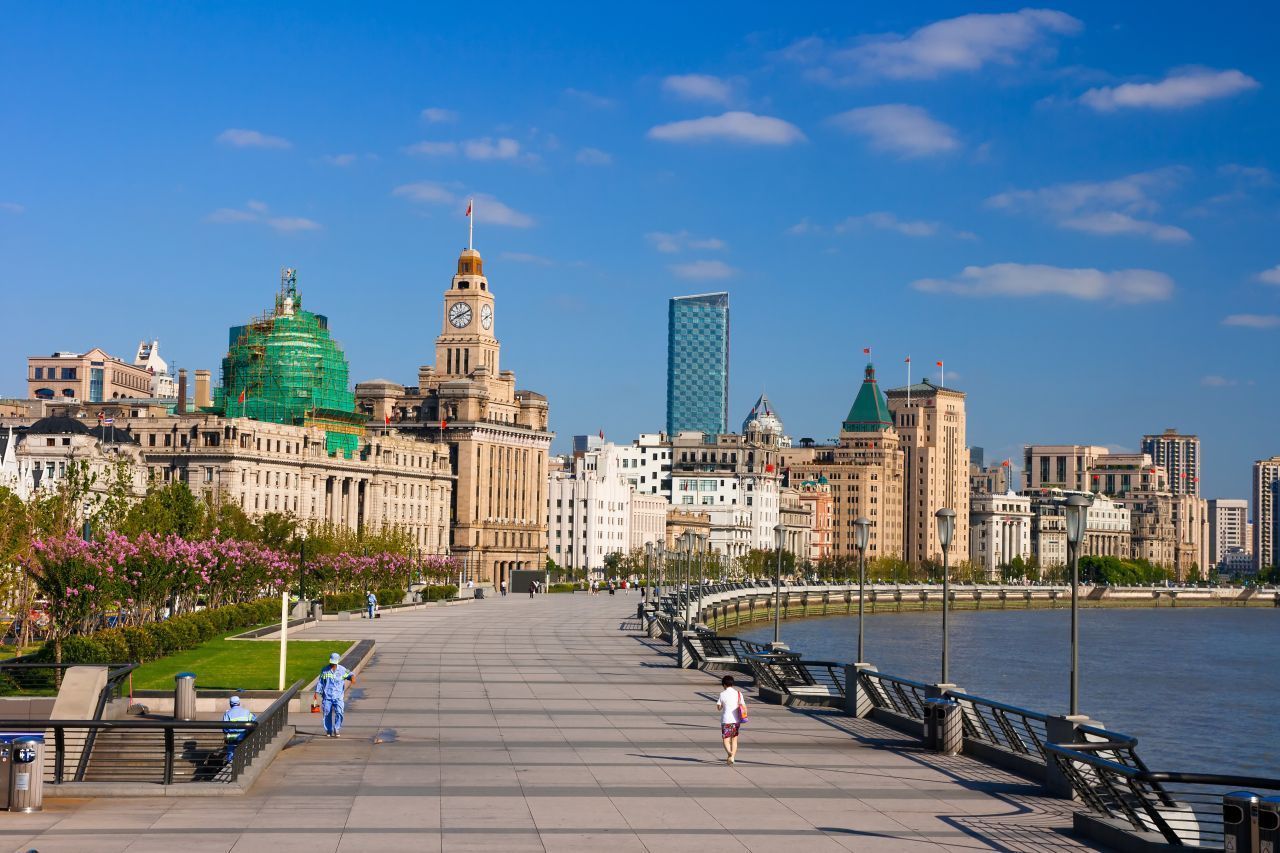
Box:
[122,480,206,538]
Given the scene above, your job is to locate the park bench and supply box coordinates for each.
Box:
[747,654,846,708]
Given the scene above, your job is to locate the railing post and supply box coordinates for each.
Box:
[54,726,65,784]
[1044,715,1102,798]
[163,727,175,785]
[843,663,877,718]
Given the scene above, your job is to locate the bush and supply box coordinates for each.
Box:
[376,588,405,607]
[322,592,365,613]
[546,583,578,594]
[419,584,458,602]
[31,598,281,666]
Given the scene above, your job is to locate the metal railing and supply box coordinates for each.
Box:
[1047,731,1280,848]
[77,663,140,781]
[0,678,304,785]
[858,669,931,723]
[949,689,1052,764]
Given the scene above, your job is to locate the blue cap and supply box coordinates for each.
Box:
[329,652,341,664]
[229,695,241,706]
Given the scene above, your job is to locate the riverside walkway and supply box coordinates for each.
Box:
[4,594,1101,852]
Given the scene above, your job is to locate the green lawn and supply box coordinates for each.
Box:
[131,632,353,691]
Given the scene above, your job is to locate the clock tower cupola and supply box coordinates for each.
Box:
[436,246,498,378]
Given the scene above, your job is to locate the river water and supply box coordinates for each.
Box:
[736,606,1280,777]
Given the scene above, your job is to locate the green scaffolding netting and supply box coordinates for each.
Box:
[213,293,365,457]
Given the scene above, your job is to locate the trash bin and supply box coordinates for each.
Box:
[1223,791,1260,853]
[475,588,485,600]
[1257,796,1280,852]
[8,735,42,813]
[175,671,197,722]
[924,697,962,755]
[310,600,323,621]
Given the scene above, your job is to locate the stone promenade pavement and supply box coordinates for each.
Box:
[3,592,1101,852]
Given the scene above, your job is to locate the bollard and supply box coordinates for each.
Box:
[843,663,877,718]
[174,671,197,722]
[1258,796,1280,853]
[8,736,43,812]
[1224,791,1260,853]
[311,600,323,621]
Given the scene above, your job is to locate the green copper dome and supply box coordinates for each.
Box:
[842,362,893,433]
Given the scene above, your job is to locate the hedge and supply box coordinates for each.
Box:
[24,598,281,666]
[546,583,578,594]
[419,584,458,602]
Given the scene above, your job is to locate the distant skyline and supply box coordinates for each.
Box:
[2,3,1277,501]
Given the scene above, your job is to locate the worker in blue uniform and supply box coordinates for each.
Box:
[222,695,256,763]
[315,651,354,737]
[366,590,377,620]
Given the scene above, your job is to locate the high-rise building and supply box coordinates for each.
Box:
[1142,429,1200,497]
[666,292,729,436]
[1254,457,1280,573]
[547,442,636,575]
[789,362,905,562]
[884,378,969,566]
[1209,498,1249,568]
[354,245,553,587]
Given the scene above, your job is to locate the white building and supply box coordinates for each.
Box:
[969,492,1032,579]
[1254,457,1280,574]
[629,492,667,552]
[133,340,178,399]
[547,442,637,574]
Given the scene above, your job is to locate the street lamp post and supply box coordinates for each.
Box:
[935,508,957,684]
[298,528,308,610]
[771,523,787,651]
[854,517,871,664]
[678,532,695,628]
[1064,494,1092,716]
[644,542,653,603]
[81,501,92,542]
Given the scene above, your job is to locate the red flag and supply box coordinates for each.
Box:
[862,347,870,354]
[1001,459,1010,466]
[765,463,775,473]
[237,388,246,404]
[904,356,910,363]
[465,200,472,217]
[936,360,943,367]
[384,414,391,426]
[598,428,604,440]
[440,419,447,430]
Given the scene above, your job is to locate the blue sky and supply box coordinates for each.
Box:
[2,3,1277,502]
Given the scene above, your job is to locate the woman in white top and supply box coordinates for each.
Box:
[715,675,747,765]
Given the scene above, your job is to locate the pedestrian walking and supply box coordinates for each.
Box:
[500,579,508,597]
[221,695,256,763]
[315,651,355,738]
[365,590,377,620]
[528,580,536,598]
[716,675,748,765]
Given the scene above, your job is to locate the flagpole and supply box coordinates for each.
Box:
[468,198,474,250]
[907,356,911,410]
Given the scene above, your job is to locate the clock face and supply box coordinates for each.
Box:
[480,304,493,330]
[449,302,472,328]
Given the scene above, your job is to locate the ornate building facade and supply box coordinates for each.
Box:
[355,247,552,586]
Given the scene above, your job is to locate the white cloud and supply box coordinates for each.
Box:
[662,74,734,104]
[780,9,1081,83]
[563,89,615,109]
[986,169,1191,242]
[1220,164,1274,186]
[1080,67,1259,112]
[462,137,522,160]
[834,210,972,236]
[205,201,320,232]
[421,107,457,123]
[470,195,535,228]
[1256,265,1280,286]
[828,104,959,157]
[216,128,291,149]
[646,231,726,253]
[670,259,735,280]
[0,202,24,213]
[913,263,1174,303]
[1222,313,1280,329]
[320,153,358,167]
[1059,212,1191,242]
[392,181,456,204]
[407,137,527,161]
[266,217,322,233]
[647,111,805,146]
[575,147,613,166]
[1200,375,1239,387]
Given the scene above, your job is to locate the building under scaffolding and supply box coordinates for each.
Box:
[213,268,365,457]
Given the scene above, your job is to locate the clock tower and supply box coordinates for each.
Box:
[435,248,499,379]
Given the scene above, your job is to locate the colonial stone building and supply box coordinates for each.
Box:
[355,247,552,586]
[788,363,905,562]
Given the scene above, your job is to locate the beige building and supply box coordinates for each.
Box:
[884,379,969,566]
[28,348,157,403]
[629,492,668,551]
[1028,490,1131,569]
[1024,444,1110,492]
[794,477,834,563]
[789,363,905,562]
[1252,456,1280,573]
[778,486,815,564]
[1142,428,1200,497]
[355,247,552,586]
[971,460,1014,496]
[7,416,149,503]
[969,492,1032,579]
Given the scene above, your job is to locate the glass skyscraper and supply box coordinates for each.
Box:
[666,292,729,436]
